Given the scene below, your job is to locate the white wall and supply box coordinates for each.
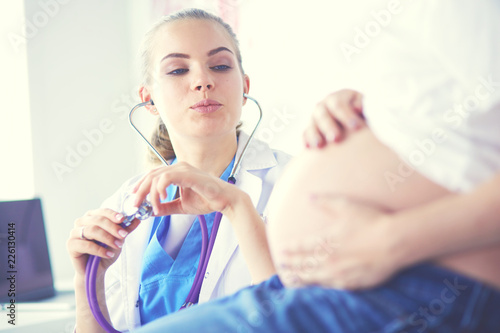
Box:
[237,0,393,156]
[24,0,144,285]
[0,1,34,200]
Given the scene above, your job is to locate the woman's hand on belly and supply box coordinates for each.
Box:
[276,195,400,290]
[266,128,449,290]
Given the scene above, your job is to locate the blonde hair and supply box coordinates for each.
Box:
[139,9,244,166]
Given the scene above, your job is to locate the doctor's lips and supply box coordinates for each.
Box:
[190,99,222,113]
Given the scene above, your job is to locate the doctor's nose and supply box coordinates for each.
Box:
[191,70,214,92]
[194,83,213,91]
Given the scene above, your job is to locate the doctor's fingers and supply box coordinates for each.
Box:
[75,211,129,244]
[67,236,119,260]
[70,222,123,251]
[146,172,181,216]
[156,166,226,202]
[132,165,184,206]
[131,165,169,196]
[83,207,124,224]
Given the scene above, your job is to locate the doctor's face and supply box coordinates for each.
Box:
[147,19,249,141]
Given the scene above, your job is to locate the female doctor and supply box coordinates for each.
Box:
[66,9,290,332]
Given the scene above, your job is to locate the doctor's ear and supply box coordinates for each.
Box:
[243,75,250,105]
[139,86,158,115]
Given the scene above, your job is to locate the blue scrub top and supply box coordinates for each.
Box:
[138,157,235,325]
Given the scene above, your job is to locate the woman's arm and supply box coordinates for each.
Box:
[132,162,275,284]
[222,188,276,283]
[278,172,500,290]
[390,172,500,269]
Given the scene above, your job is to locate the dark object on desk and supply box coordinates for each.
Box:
[0,198,55,302]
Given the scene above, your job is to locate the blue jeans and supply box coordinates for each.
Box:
[134,264,500,332]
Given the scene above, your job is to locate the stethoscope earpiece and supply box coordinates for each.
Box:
[150,99,154,105]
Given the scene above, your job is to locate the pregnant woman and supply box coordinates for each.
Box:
[136,1,500,332]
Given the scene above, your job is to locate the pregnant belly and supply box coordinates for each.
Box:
[267,129,448,265]
[267,129,500,289]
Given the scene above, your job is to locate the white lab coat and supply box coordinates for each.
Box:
[101,133,291,331]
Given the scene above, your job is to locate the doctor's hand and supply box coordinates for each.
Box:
[67,208,140,278]
[304,89,365,148]
[132,162,237,217]
[277,195,400,290]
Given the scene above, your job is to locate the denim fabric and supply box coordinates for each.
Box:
[134,264,500,333]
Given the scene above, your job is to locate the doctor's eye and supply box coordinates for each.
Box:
[210,65,232,72]
[167,68,189,75]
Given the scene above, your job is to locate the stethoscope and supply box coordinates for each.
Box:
[85,93,263,333]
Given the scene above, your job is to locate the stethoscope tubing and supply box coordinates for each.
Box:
[128,101,171,167]
[182,214,209,307]
[230,94,263,181]
[86,245,120,332]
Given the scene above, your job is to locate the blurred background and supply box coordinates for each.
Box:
[1,0,397,288]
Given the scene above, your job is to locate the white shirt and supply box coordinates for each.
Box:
[354,0,500,192]
[162,214,196,259]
